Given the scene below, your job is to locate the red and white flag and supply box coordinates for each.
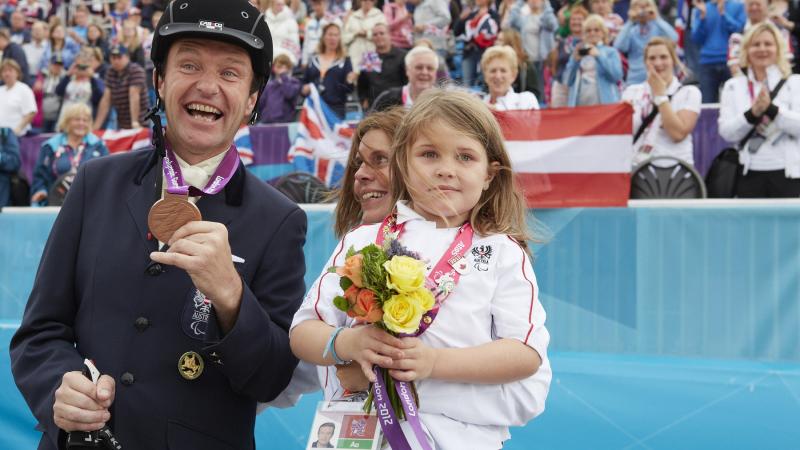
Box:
[494,103,633,208]
[93,128,151,153]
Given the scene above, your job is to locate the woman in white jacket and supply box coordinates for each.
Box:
[266,0,301,62]
[718,22,800,197]
[343,0,387,72]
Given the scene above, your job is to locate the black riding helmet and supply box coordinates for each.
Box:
[150,0,273,123]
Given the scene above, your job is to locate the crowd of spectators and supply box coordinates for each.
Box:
[1,0,800,204]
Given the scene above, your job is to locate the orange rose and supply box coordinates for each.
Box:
[343,285,360,306]
[336,254,365,288]
[347,289,383,323]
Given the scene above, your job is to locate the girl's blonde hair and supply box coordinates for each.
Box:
[317,22,346,60]
[480,45,518,75]
[334,107,407,237]
[740,21,791,77]
[120,19,141,51]
[389,89,532,248]
[57,103,92,133]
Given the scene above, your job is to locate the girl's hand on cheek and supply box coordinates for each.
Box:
[387,337,438,382]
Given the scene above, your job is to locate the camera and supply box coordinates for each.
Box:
[578,47,590,57]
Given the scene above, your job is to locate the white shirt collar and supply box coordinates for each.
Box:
[747,64,784,86]
[172,150,229,191]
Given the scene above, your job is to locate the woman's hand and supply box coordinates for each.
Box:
[588,44,599,57]
[336,326,406,383]
[647,69,667,96]
[386,337,438,382]
[751,83,771,116]
[693,0,707,19]
[346,71,358,84]
[335,364,371,392]
[301,83,312,96]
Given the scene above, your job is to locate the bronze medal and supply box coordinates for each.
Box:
[148,193,202,243]
[178,351,204,380]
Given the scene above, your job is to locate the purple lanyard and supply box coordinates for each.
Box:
[371,211,475,450]
[162,144,240,197]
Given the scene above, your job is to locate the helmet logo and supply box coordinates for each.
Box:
[199,20,223,31]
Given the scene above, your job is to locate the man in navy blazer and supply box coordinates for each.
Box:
[9,1,307,448]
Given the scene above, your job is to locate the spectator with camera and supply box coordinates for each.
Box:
[691,0,746,103]
[718,22,800,197]
[565,13,623,106]
[613,0,677,85]
[623,37,702,167]
[55,55,105,123]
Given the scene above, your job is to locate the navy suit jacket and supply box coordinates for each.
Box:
[10,148,307,450]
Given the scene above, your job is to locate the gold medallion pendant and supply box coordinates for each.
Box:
[178,351,204,380]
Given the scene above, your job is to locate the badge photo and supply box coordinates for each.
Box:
[306,401,381,450]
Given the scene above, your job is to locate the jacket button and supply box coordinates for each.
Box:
[146,263,163,276]
[120,372,135,386]
[134,317,150,331]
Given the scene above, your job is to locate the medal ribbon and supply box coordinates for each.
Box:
[371,211,474,450]
[162,144,240,197]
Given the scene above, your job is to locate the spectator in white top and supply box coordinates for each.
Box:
[343,0,387,72]
[481,45,540,110]
[0,59,37,136]
[623,37,702,167]
[22,20,47,83]
[719,22,800,197]
[266,0,302,63]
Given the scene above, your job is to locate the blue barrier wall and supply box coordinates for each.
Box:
[2,202,799,449]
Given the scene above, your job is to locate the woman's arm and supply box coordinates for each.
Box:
[595,47,623,83]
[660,104,700,142]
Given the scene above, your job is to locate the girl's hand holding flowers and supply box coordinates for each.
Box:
[336,326,407,382]
[386,337,439,382]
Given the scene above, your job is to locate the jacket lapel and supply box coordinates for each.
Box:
[126,158,159,252]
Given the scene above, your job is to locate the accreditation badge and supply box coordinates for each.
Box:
[305,401,381,450]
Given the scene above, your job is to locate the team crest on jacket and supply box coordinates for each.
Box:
[471,245,492,271]
[182,288,211,340]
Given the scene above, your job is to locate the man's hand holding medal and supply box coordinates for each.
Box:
[148,146,244,333]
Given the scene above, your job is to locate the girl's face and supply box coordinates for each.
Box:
[353,129,393,224]
[485,58,515,98]
[645,44,674,77]
[123,23,136,38]
[323,26,340,53]
[569,14,585,36]
[406,120,495,228]
[747,30,778,70]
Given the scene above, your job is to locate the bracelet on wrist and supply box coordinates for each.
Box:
[323,326,352,365]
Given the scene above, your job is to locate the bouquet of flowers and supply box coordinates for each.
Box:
[329,239,436,420]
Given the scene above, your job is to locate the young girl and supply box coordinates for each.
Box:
[290,89,551,449]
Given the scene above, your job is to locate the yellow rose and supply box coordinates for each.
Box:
[411,288,435,312]
[383,256,426,293]
[383,292,425,334]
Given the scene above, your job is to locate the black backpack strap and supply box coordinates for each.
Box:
[633,87,682,144]
[738,78,788,149]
